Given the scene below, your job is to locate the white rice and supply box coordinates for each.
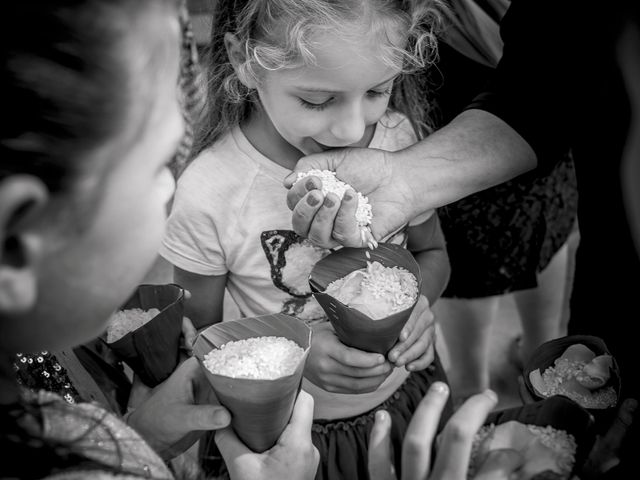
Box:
[106,307,160,343]
[296,169,372,227]
[203,336,305,379]
[468,422,576,479]
[536,358,618,409]
[325,261,418,318]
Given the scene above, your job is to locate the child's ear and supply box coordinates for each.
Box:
[224,32,257,89]
[0,176,48,314]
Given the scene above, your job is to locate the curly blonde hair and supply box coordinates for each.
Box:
[193,0,449,156]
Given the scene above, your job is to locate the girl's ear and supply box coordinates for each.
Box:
[224,32,257,89]
[0,176,48,314]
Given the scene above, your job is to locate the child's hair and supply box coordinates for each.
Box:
[194,0,449,156]
[0,0,178,203]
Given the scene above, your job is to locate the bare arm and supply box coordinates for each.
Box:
[285,109,536,247]
[406,212,450,305]
[173,267,227,329]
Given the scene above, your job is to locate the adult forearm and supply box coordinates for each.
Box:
[392,109,537,217]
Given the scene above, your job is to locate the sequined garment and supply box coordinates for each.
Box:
[9,390,173,479]
[14,352,81,405]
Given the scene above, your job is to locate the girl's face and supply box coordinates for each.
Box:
[253,30,402,158]
[4,15,184,353]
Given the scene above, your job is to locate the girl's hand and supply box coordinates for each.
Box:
[387,295,435,371]
[216,391,319,480]
[305,322,393,394]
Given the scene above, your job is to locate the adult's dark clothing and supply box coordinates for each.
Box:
[468,0,639,476]
[434,39,578,298]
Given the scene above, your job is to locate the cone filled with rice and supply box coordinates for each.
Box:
[466,395,596,479]
[105,283,185,387]
[523,335,621,433]
[193,314,311,453]
[309,242,421,354]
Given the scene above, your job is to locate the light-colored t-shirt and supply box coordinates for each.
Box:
[160,111,428,419]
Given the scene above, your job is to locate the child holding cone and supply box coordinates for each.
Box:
[160,0,452,477]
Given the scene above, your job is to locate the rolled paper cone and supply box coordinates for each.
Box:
[309,242,422,354]
[483,395,597,475]
[193,314,312,453]
[107,283,185,387]
[523,335,621,433]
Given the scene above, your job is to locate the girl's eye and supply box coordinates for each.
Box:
[367,87,392,99]
[298,97,333,111]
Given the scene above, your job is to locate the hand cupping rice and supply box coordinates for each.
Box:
[106,307,161,343]
[203,336,305,379]
[325,260,418,319]
[296,169,372,227]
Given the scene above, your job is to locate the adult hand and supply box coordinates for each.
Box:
[283,148,415,248]
[127,356,231,460]
[387,295,436,371]
[368,382,512,480]
[304,323,393,393]
[215,390,320,480]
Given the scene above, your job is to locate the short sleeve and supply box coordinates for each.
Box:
[159,164,230,276]
[466,0,577,171]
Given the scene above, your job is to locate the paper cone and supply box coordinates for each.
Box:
[523,335,621,432]
[106,283,185,387]
[309,242,422,354]
[482,396,596,476]
[193,314,311,453]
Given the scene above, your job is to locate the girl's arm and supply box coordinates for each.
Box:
[173,267,227,329]
[406,212,450,305]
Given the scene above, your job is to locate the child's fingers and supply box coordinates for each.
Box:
[404,345,435,372]
[330,360,393,378]
[319,372,391,394]
[181,316,197,351]
[394,330,433,367]
[391,321,434,366]
[401,382,450,480]
[330,343,387,368]
[368,411,397,480]
[429,389,498,480]
[279,391,315,443]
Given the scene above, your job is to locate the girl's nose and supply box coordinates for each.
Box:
[330,102,366,145]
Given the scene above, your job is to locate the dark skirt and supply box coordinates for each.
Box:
[439,154,578,298]
[311,353,451,480]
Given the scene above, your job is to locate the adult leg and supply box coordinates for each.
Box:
[435,296,499,404]
[512,242,569,365]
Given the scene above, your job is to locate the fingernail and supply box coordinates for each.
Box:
[323,196,335,208]
[305,179,316,191]
[377,355,385,364]
[406,364,414,371]
[284,173,297,185]
[399,330,407,341]
[483,389,498,402]
[376,410,387,422]
[344,190,353,201]
[307,194,320,206]
[431,382,449,395]
[213,409,231,426]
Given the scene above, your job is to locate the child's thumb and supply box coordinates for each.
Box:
[182,404,231,432]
